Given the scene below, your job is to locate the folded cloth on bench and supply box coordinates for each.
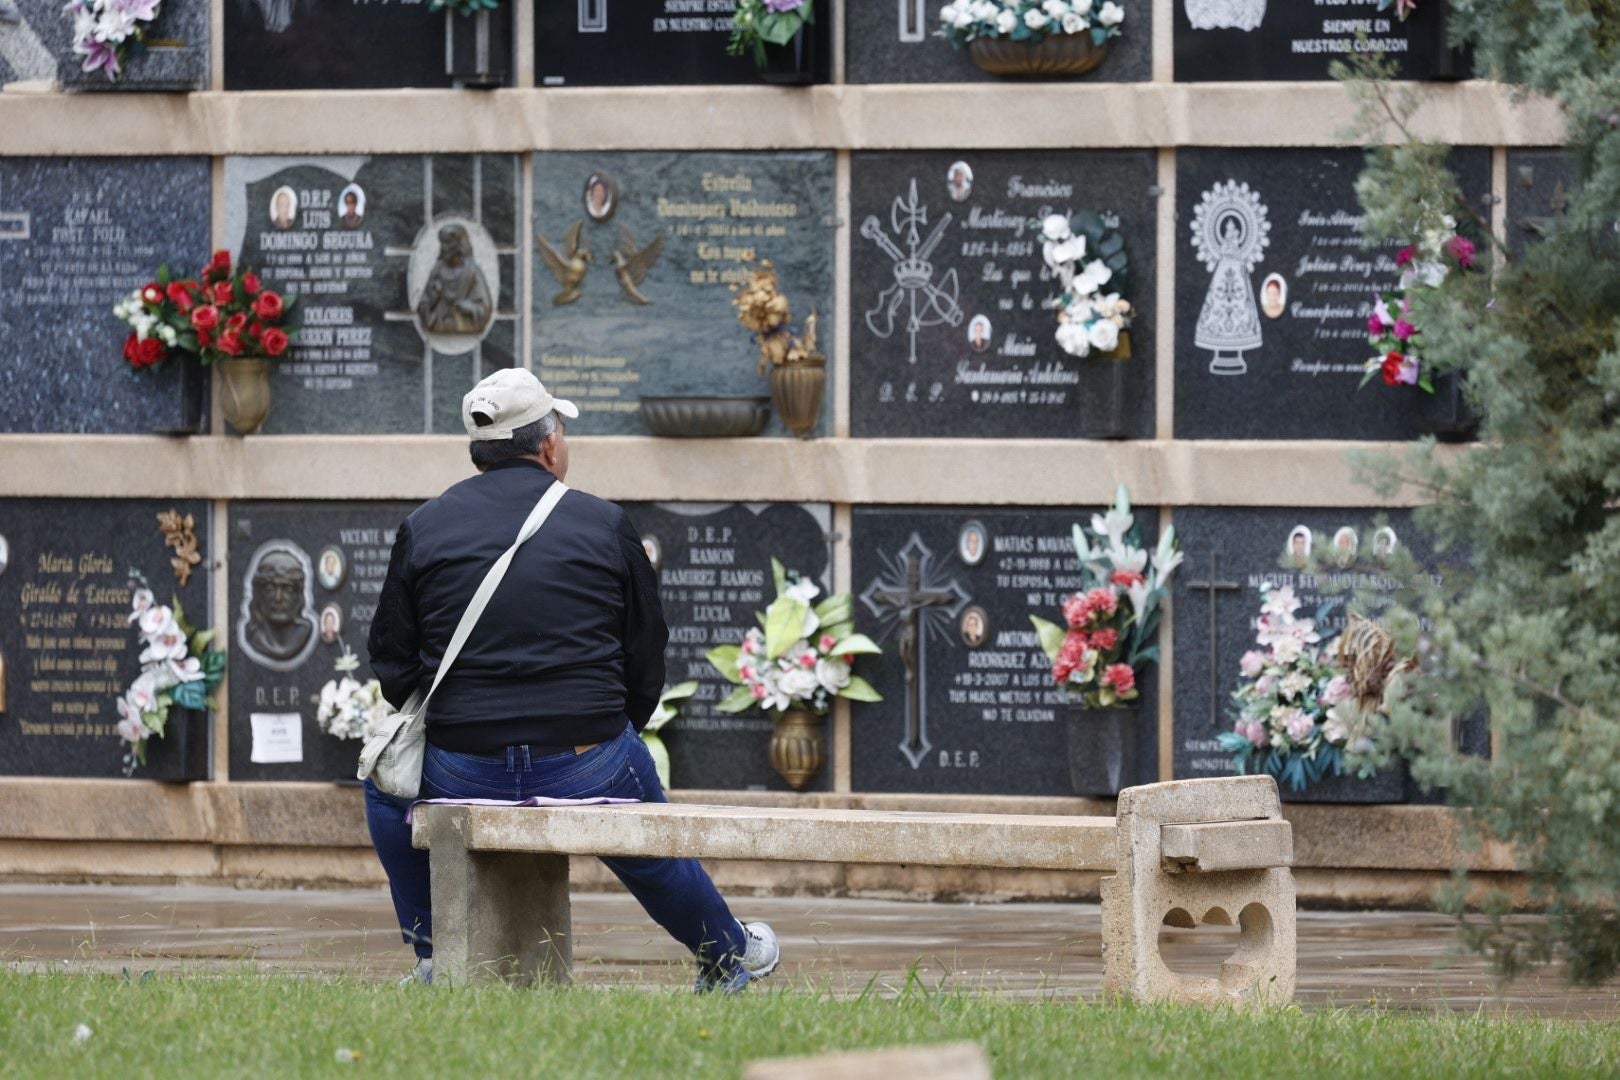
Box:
[405,796,640,824]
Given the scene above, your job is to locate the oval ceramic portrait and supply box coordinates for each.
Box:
[269,185,298,231]
[316,545,347,592]
[1285,525,1312,567]
[1260,273,1287,320]
[959,605,989,648]
[641,535,662,572]
[958,521,988,567]
[584,172,617,222]
[0,533,8,577]
[338,183,367,229]
[1372,526,1399,562]
[946,160,974,203]
[1331,526,1359,567]
[318,603,343,646]
[967,314,992,353]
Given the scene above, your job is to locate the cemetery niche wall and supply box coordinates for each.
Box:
[537,0,832,86]
[1170,506,1488,804]
[844,0,1151,84]
[226,501,415,783]
[1174,0,1468,82]
[0,157,212,435]
[1174,147,1491,441]
[532,151,834,438]
[851,151,1158,440]
[0,499,211,780]
[850,506,1160,798]
[626,501,832,792]
[225,0,512,90]
[225,154,521,435]
[0,0,207,90]
[1507,149,1578,259]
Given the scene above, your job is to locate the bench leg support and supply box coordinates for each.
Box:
[428,822,573,987]
[1100,777,1297,1006]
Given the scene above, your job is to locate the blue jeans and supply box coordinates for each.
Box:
[364,724,748,980]
[364,779,433,959]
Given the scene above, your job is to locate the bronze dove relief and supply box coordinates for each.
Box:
[612,225,665,306]
[537,220,591,305]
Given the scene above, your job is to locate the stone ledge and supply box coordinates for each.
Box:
[0,83,1563,156]
[0,779,1515,873]
[0,435,1455,506]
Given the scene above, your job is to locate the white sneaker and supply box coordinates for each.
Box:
[398,958,433,986]
[739,921,780,979]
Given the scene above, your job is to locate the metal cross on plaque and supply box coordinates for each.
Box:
[1186,551,1241,729]
[578,0,607,33]
[861,534,969,769]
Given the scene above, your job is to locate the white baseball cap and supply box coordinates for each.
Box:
[461,368,579,440]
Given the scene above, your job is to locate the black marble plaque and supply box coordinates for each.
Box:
[1173,147,1491,441]
[625,501,832,792]
[225,154,522,434]
[851,151,1158,440]
[1506,149,1577,260]
[1170,506,1487,803]
[844,1,1150,83]
[536,0,831,86]
[224,0,511,89]
[227,501,414,782]
[532,151,834,436]
[850,506,1160,796]
[1173,0,1467,82]
[0,157,212,434]
[0,498,210,779]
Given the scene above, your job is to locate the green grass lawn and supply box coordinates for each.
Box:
[2,968,1616,1078]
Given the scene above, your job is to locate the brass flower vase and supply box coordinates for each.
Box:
[769,356,825,437]
[769,707,825,791]
[219,357,273,435]
[967,34,1109,78]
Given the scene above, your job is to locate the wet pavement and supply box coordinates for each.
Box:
[2,884,1617,1018]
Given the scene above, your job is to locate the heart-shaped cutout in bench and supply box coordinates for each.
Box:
[1155,902,1279,1000]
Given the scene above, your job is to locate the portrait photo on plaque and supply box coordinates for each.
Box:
[967,314,992,353]
[339,184,367,229]
[959,605,989,648]
[1373,526,1399,562]
[957,520,988,566]
[584,172,617,222]
[1332,527,1360,568]
[1285,525,1312,568]
[641,535,662,572]
[319,603,343,645]
[1260,273,1288,320]
[946,160,973,203]
[316,545,347,591]
[270,185,298,230]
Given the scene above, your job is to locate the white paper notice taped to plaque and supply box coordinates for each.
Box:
[250,712,304,764]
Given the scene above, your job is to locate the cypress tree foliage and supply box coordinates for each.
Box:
[1339,2,1620,985]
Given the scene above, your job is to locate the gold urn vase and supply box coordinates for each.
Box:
[219,357,273,435]
[769,707,825,791]
[769,356,826,437]
[967,34,1109,78]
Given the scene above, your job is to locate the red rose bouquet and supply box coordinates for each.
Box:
[114,250,299,372]
[1030,485,1182,709]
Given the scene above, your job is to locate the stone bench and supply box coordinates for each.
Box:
[411,775,1296,1005]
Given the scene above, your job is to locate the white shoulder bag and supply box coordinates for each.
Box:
[357,480,570,799]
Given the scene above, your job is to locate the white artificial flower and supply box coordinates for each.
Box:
[955,9,976,28]
[940,4,959,21]
[127,671,159,714]
[140,625,188,665]
[1042,0,1068,15]
[971,0,997,19]
[1322,721,1348,745]
[137,604,177,639]
[1062,12,1088,33]
[1055,321,1092,357]
[995,9,1018,34]
[1098,1,1124,26]
[778,667,818,702]
[1049,235,1087,266]
[1091,506,1133,547]
[116,714,150,744]
[1041,214,1073,243]
[129,588,155,619]
[814,657,852,694]
[1072,259,1113,296]
[1071,0,1093,13]
[783,577,821,604]
[1087,318,1120,353]
[1024,9,1049,29]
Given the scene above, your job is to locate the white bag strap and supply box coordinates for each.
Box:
[419,480,569,710]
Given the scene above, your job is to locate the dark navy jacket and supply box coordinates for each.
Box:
[367,459,667,753]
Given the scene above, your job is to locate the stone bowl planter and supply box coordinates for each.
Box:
[638,395,771,438]
[968,34,1108,78]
